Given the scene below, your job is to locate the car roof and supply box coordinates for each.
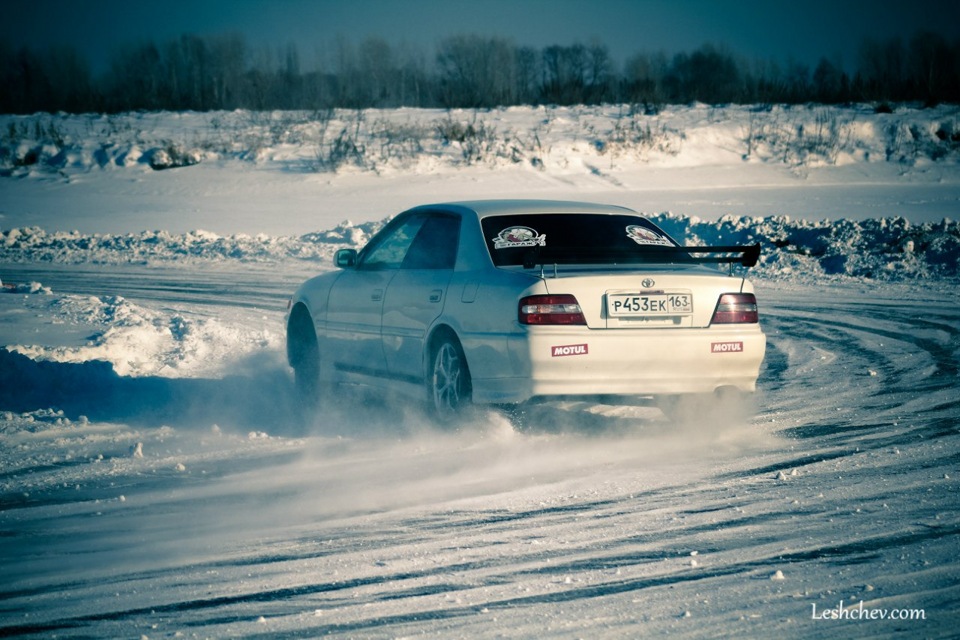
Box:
[404,199,639,219]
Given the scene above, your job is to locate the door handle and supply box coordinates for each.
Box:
[371,289,383,302]
[429,289,442,303]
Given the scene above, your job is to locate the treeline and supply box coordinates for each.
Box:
[2,31,958,114]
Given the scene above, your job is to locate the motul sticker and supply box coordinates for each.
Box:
[711,341,744,353]
[552,343,589,357]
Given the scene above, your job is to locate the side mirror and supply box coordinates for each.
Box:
[335,248,358,268]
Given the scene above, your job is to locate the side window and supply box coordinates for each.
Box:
[359,214,427,270]
[402,215,461,269]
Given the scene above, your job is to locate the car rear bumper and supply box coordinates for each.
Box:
[470,325,766,404]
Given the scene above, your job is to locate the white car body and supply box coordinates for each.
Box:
[287,200,766,420]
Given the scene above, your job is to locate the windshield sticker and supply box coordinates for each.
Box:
[626,225,672,247]
[493,226,546,249]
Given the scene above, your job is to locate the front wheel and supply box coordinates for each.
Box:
[428,335,471,424]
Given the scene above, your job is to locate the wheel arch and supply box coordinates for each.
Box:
[425,322,459,365]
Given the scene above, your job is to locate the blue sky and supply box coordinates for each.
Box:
[5,0,960,72]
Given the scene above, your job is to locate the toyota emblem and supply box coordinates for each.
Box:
[642,278,655,288]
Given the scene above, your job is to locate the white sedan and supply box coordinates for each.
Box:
[286,200,766,423]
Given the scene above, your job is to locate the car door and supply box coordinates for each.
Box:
[325,213,428,381]
[381,213,461,384]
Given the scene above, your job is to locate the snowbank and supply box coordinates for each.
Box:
[653,213,960,281]
[0,222,385,265]
[5,293,279,377]
[3,213,957,281]
[2,104,958,280]
[2,104,959,176]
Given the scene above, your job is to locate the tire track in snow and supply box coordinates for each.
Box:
[2,277,958,638]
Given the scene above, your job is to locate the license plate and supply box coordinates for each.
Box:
[607,292,692,317]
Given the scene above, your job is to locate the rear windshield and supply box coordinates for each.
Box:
[481,213,684,267]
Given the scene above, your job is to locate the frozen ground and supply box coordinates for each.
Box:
[1,105,958,638]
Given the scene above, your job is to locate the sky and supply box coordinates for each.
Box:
[4,0,960,74]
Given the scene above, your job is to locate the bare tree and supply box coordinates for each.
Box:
[358,37,392,106]
[106,41,164,110]
[436,35,517,108]
[908,31,956,104]
[586,40,615,103]
[514,46,540,105]
[812,56,849,103]
[624,51,668,107]
[4,27,959,113]
[665,44,743,104]
[542,44,591,104]
[395,42,428,107]
[858,37,904,101]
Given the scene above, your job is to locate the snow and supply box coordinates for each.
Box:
[1,105,958,638]
[3,104,960,235]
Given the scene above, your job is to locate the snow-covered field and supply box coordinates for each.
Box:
[1,105,958,638]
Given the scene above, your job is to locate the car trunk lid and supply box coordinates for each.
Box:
[538,267,746,329]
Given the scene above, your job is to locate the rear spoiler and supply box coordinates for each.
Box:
[674,243,761,267]
[522,243,762,269]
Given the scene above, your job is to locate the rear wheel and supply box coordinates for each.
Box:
[428,334,471,424]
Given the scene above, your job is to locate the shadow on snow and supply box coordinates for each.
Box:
[0,348,302,433]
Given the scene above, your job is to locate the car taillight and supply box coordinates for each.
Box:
[519,294,586,325]
[711,293,759,324]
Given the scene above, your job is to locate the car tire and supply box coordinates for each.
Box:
[293,341,320,412]
[428,334,471,424]
[288,308,321,420]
